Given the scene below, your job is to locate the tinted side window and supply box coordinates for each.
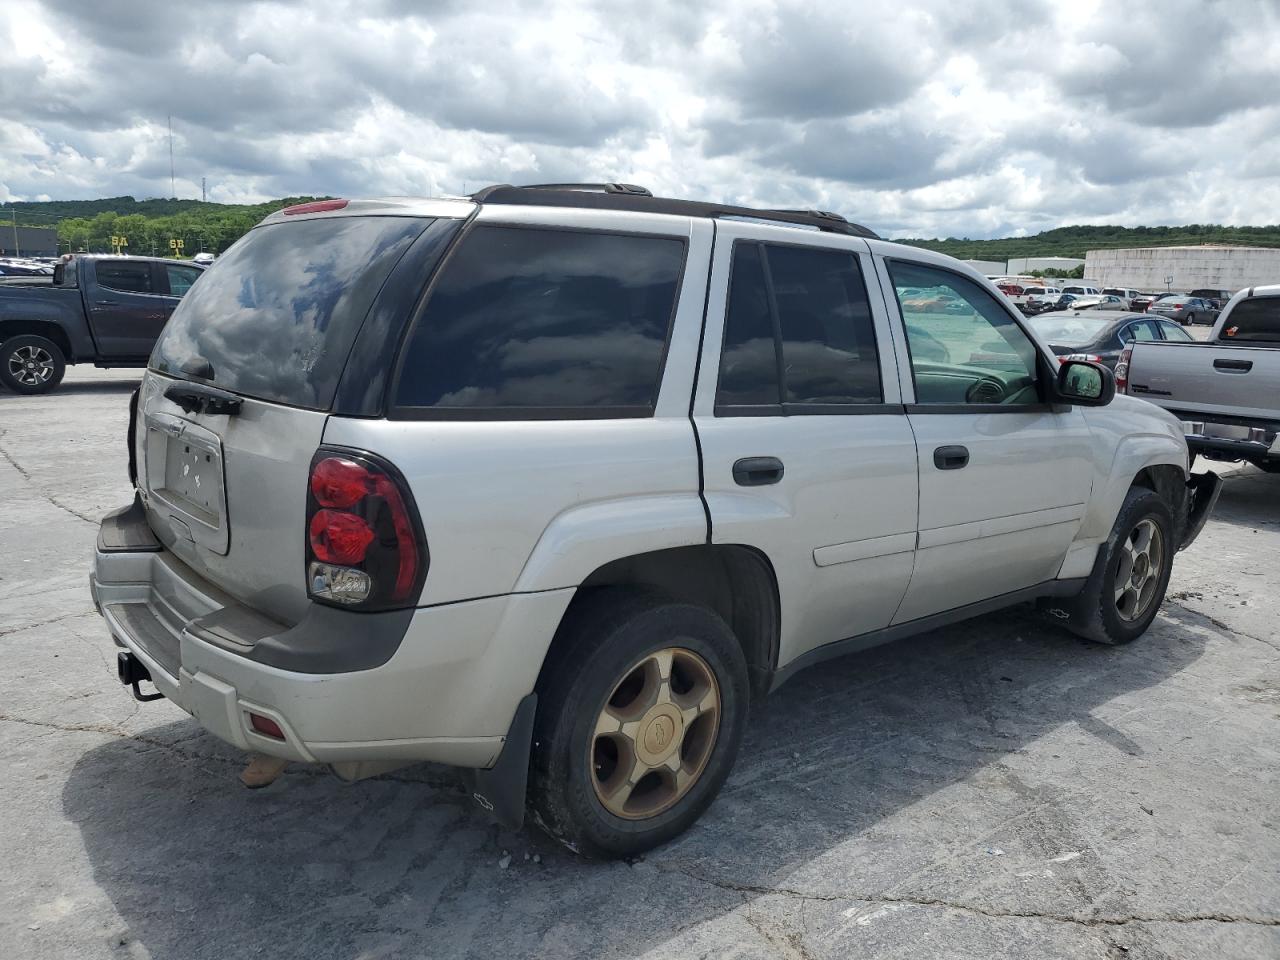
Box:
[165,264,202,297]
[394,226,685,416]
[95,261,153,294]
[768,245,881,404]
[1221,297,1280,342]
[717,243,779,406]
[715,242,882,412]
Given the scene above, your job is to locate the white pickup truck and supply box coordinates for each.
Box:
[1120,285,1280,471]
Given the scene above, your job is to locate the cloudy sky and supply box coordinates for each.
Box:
[2,0,1279,238]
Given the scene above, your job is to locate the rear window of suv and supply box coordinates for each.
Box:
[392,225,686,418]
[151,215,430,409]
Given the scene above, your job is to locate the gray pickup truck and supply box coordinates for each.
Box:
[1120,285,1280,471]
[0,254,204,394]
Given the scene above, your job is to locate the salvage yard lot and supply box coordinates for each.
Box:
[1,368,1277,960]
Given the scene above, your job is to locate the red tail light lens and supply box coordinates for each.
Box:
[311,457,374,508]
[249,713,286,740]
[309,510,375,564]
[305,449,427,610]
[1115,346,1132,391]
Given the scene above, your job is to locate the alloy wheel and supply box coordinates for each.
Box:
[1114,518,1164,622]
[7,345,55,386]
[590,647,721,820]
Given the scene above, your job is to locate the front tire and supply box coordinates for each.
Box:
[1042,487,1176,645]
[529,589,749,859]
[0,335,66,394]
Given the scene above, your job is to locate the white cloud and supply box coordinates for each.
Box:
[0,0,1277,237]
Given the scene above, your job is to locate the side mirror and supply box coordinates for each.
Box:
[1056,359,1115,406]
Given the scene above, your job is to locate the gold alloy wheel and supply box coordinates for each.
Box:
[590,647,721,820]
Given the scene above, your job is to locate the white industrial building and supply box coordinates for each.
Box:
[960,259,1005,276]
[1085,244,1280,293]
[1005,256,1085,274]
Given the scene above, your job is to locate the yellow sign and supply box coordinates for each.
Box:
[109,235,128,255]
[169,238,185,250]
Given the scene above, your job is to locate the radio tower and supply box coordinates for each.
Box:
[168,115,176,198]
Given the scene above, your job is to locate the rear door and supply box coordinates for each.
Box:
[139,212,452,624]
[693,222,918,668]
[877,254,1095,624]
[86,259,168,357]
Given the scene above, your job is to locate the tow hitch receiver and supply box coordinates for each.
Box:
[117,651,165,703]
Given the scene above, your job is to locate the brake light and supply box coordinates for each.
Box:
[305,449,427,610]
[249,713,285,740]
[1115,346,1132,391]
[281,199,349,215]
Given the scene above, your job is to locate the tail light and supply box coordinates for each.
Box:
[282,199,349,215]
[1115,346,1132,392]
[305,448,427,610]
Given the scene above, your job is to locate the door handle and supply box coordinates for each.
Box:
[733,456,784,487]
[933,445,969,470]
[1213,358,1252,372]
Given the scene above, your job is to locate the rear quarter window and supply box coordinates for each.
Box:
[151,215,430,409]
[392,225,686,418]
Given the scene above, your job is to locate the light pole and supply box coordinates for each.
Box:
[3,204,18,257]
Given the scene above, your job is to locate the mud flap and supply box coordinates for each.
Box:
[464,692,536,830]
[1180,471,1222,550]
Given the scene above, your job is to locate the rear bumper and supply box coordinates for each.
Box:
[1177,416,1280,465]
[90,528,574,770]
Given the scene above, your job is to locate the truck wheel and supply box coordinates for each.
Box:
[1041,488,1175,645]
[0,335,66,395]
[529,589,749,859]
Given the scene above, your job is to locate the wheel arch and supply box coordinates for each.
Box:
[0,319,73,360]
[536,544,781,700]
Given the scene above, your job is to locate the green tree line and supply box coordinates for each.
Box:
[9,196,325,256]
[9,197,1280,260]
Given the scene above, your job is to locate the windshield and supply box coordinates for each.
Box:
[1221,297,1280,342]
[1030,315,1112,346]
[151,215,430,409]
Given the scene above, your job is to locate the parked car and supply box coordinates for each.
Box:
[90,187,1218,858]
[1102,287,1143,308]
[0,254,204,394]
[1121,285,1280,472]
[1129,293,1163,312]
[1010,286,1061,316]
[1066,295,1129,312]
[1062,285,1101,296]
[996,282,1025,297]
[1044,292,1082,312]
[1189,288,1233,310]
[1148,294,1219,325]
[1030,310,1193,370]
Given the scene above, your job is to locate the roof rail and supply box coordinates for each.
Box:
[468,184,879,239]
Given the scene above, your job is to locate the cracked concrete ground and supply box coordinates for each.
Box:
[1,367,1278,960]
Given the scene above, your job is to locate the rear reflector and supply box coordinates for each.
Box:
[249,713,285,740]
[281,199,349,215]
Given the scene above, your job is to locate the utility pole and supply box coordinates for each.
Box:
[9,206,18,257]
[201,176,206,202]
[168,115,176,199]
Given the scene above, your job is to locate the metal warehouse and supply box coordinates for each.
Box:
[1085,244,1280,293]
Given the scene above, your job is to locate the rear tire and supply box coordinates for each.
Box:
[529,589,749,859]
[1040,487,1175,645]
[0,335,66,395]
[1183,312,1196,325]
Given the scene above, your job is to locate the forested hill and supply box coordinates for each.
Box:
[9,196,1280,259]
[901,224,1280,260]
[10,196,327,255]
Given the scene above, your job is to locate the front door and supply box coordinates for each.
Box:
[879,257,1095,624]
[693,223,919,668]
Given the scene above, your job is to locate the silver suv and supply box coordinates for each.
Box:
[91,185,1221,857]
